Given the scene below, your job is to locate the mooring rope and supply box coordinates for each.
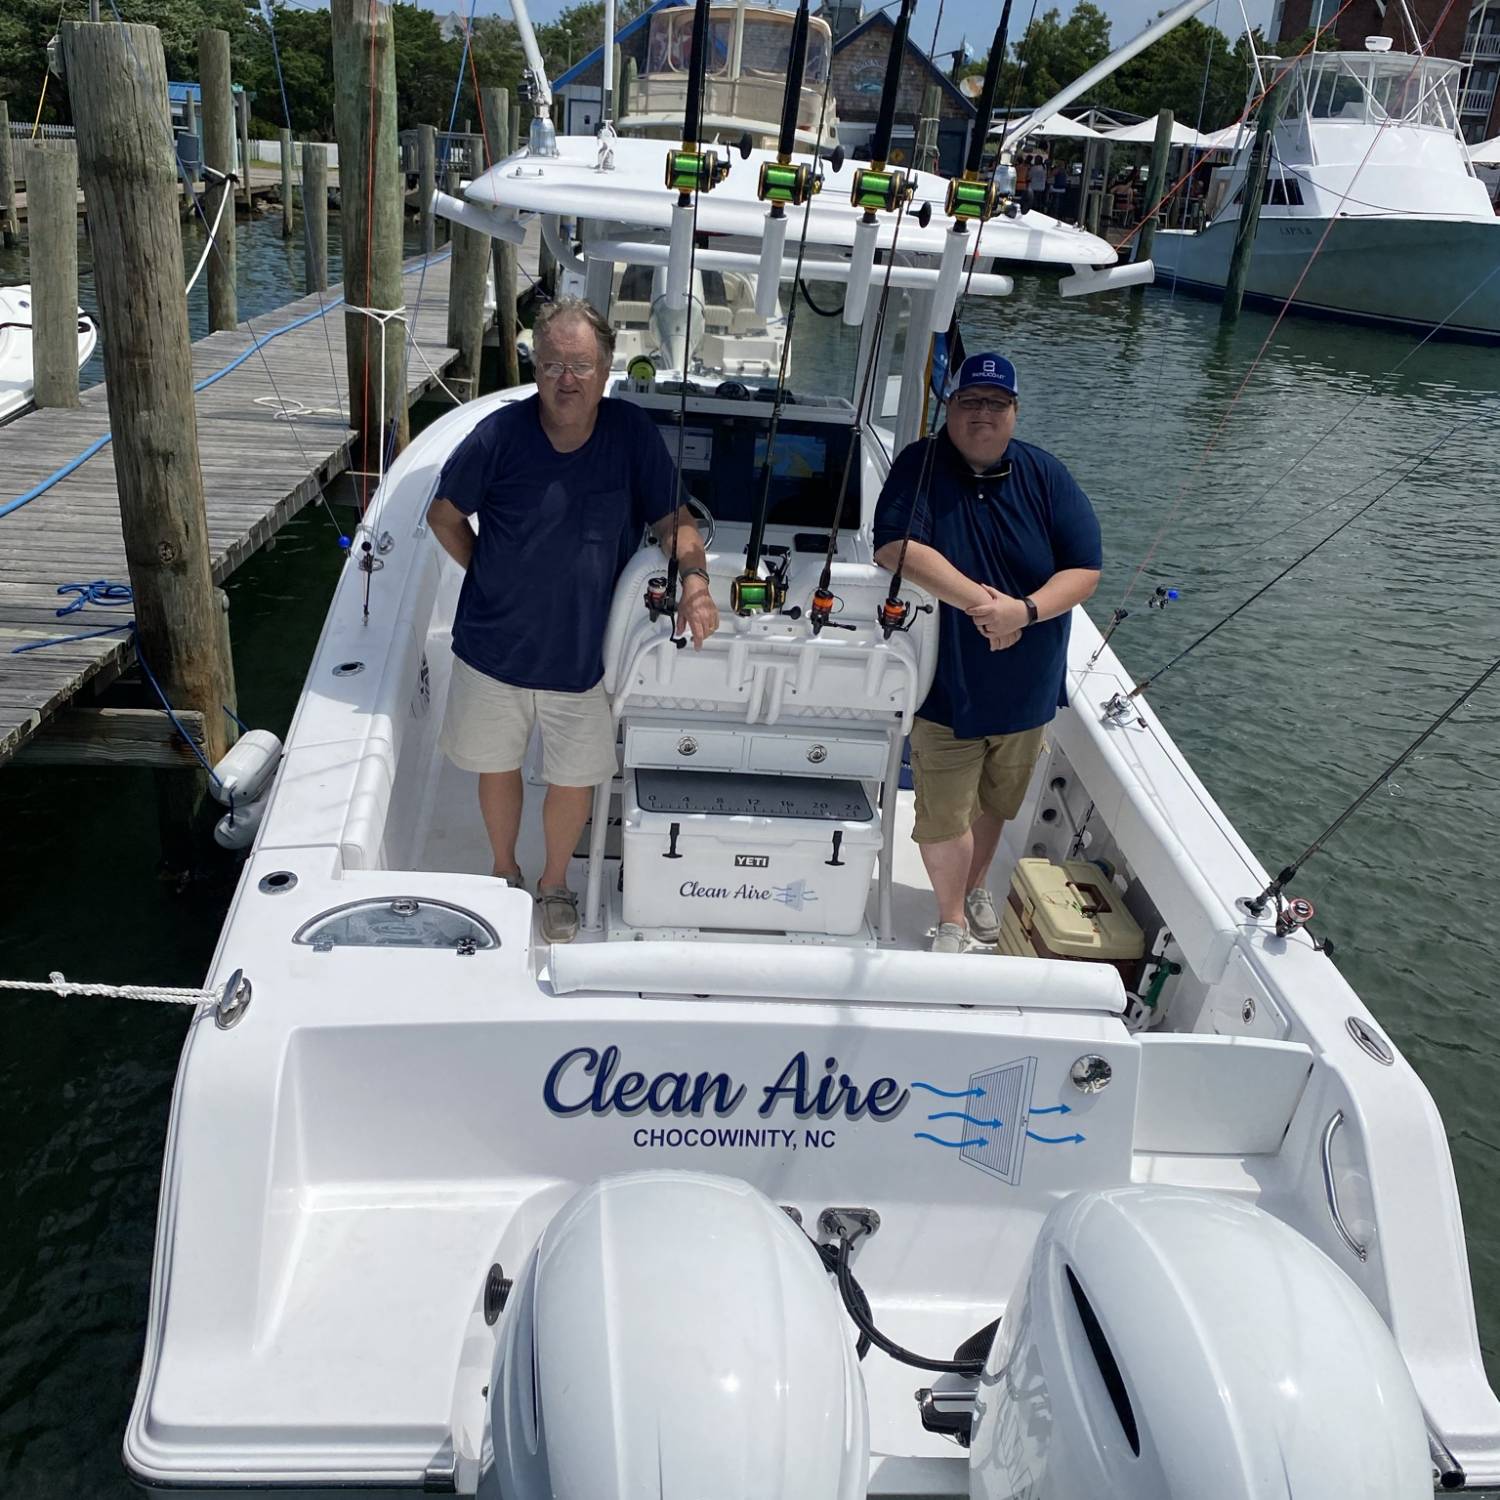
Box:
[0,973,219,1006]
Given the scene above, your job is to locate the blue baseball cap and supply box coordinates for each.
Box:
[954,352,1018,398]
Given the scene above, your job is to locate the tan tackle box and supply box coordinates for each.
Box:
[1003,857,1145,985]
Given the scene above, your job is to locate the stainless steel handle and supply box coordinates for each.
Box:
[1321,1110,1368,1263]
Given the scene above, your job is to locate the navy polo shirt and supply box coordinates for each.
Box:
[436,395,677,693]
[873,430,1102,739]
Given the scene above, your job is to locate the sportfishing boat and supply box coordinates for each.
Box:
[123,2,1500,1495]
[1150,38,1500,341]
[0,284,97,424]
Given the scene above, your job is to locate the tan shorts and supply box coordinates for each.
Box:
[908,716,1046,844]
[440,655,618,786]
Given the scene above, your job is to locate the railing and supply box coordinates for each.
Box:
[396,129,481,180]
[631,74,837,144]
[1460,85,1497,114]
[8,122,76,141]
[1463,31,1500,58]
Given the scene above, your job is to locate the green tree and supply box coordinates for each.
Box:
[1011,2,1112,105]
[1108,15,1254,128]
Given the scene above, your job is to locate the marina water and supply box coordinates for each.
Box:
[1,217,1498,1493]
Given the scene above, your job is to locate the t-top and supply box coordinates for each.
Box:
[873,430,1102,739]
[436,395,677,693]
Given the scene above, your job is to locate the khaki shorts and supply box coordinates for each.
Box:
[908,716,1046,844]
[440,655,617,786]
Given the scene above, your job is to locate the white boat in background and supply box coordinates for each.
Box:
[0,285,97,423]
[1152,39,1500,341]
[121,5,1500,1496]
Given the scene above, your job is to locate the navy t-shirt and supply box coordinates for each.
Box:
[873,430,1102,738]
[436,396,677,693]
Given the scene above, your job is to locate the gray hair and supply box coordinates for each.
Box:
[534,296,616,364]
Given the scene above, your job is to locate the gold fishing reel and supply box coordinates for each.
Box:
[944,175,999,223]
[758,158,820,208]
[665,146,731,195]
[850,165,913,215]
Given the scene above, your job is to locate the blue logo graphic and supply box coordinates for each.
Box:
[772,879,818,911]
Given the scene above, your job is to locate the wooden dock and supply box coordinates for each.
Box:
[0,250,473,766]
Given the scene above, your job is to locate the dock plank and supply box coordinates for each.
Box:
[0,252,480,765]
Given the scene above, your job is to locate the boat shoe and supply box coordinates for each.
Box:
[538,885,579,943]
[965,887,1001,945]
[493,867,526,891]
[930,922,980,954]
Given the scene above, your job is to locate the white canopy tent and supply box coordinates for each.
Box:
[1469,133,1500,166]
[1100,117,1210,146]
[991,112,1104,141]
[1197,121,1252,152]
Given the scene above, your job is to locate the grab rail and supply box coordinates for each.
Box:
[1320,1110,1368,1263]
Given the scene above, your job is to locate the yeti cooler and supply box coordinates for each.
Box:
[622,768,882,935]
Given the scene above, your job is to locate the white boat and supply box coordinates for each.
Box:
[1151,40,1500,341]
[122,21,1500,1500]
[0,284,97,423]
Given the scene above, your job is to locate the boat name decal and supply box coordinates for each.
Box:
[542,1045,909,1122]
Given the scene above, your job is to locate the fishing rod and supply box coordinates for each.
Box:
[730,4,843,618]
[1244,653,1500,935]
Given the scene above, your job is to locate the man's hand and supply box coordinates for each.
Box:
[967,584,1029,640]
[987,628,1023,651]
[676,577,719,649]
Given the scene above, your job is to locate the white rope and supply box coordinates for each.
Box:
[0,971,216,1006]
[254,395,345,421]
[407,331,465,406]
[346,304,408,488]
[185,170,236,298]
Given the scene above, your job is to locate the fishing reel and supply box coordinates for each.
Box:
[1148,586,1180,610]
[944,175,999,224]
[877,595,931,640]
[850,165,914,217]
[644,573,676,623]
[730,549,793,617]
[808,587,854,636]
[665,147,731,196]
[1274,894,1316,940]
[758,159,820,208]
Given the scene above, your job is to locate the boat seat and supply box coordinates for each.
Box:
[731,307,770,334]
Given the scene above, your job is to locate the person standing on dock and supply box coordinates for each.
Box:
[426,297,719,943]
[873,353,1102,953]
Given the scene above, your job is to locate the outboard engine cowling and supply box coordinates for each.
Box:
[969,1186,1429,1499]
[484,1170,868,1500]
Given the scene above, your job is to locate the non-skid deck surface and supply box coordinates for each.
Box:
[0,253,471,764]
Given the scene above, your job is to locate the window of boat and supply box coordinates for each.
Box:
[619,264,654,305]
[649,10,733,74]
[1307,60,1367,120]
[1230,175,1304,206]
[644,408,859,532]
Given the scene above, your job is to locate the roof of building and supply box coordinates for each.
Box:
[832,10,976,117]
[553,0,681,94]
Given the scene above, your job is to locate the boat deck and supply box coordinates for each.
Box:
[0,251,479,766]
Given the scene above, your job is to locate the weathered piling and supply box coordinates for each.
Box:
[280,126,295,237]
[0,102,19,248]
[58,19,239,856]
[331,0,409,466]
[447,135,490,400]
[20,143,81,409]
[199,29,238,332]
[302,141,328,292]
[1135,108,1173,270]
[236,89,252,211]
[418,124,437,254]
[620,59,637,121]
[481,85,520,388]
[1222,74,1284,325]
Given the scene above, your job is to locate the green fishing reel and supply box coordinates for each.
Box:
[944,175,998,223]
[850,166,912,215]
[758,159,819,208]
[665,147,730,194]
[730,550,793,617]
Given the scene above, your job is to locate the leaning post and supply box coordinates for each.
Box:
[302,141,328,291]
[280,125,295,236]
[59,20,239,860]
[1135,107,1173,272]
[0,102,19,248]
[481,85,520,387]
[1222,73,1284,325]
[331,0,409,468]
[20,142,81,408]
[199,29,238,331]
[447,134,490,400]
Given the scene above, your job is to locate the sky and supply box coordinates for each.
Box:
[430,0,1280,62]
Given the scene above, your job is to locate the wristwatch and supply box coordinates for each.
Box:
[680,566,711,588]
[1022,596,1039,625]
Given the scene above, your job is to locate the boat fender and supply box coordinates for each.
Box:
[213,793,268,851]
[210,728,283,808]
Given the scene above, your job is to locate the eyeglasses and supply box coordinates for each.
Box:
[539,360,597,380]
[951,395,1015,415]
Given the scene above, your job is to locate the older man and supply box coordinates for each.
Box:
[427,297,718,942]
[873,352,1101,953]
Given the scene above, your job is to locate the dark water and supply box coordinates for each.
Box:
[2,231,1500,1494]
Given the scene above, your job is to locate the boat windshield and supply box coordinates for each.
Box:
[1292,52,1462,130]
[646,9,830,83]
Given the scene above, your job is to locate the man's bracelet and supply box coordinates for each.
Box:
[680,566,711,588]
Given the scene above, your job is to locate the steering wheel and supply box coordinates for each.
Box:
[683,490,716,551]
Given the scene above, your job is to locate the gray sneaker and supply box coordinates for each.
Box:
[965,887,1001,945]
[538,885,580,943]
[930,922,978,954]
[493,867,526,891]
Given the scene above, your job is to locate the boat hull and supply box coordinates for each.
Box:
[1151,216,1500,342]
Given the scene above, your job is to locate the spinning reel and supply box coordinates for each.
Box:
[878,595,932,640]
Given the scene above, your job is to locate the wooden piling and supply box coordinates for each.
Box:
[58,19,238,854]
[183,89,196,145]
[0,102,20,249]
[280,126,295,237]
[199,30,237,332]
[418,123,437,254]
[447,136,489,400]
[302,141,328,292]
[1222,75,1284,325]
[509,102,521,154]
[1135,108,1173,270]
[620,59,636,121]
[236,89,252,211]
[20,143,81,409]
[481,85,520,388]
[331,0,409,467]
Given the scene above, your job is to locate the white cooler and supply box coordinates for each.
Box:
[621,767,882,935]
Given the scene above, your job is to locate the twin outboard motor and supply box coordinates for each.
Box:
[483,1171,867,1500]
[968,1186,1431,1499]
